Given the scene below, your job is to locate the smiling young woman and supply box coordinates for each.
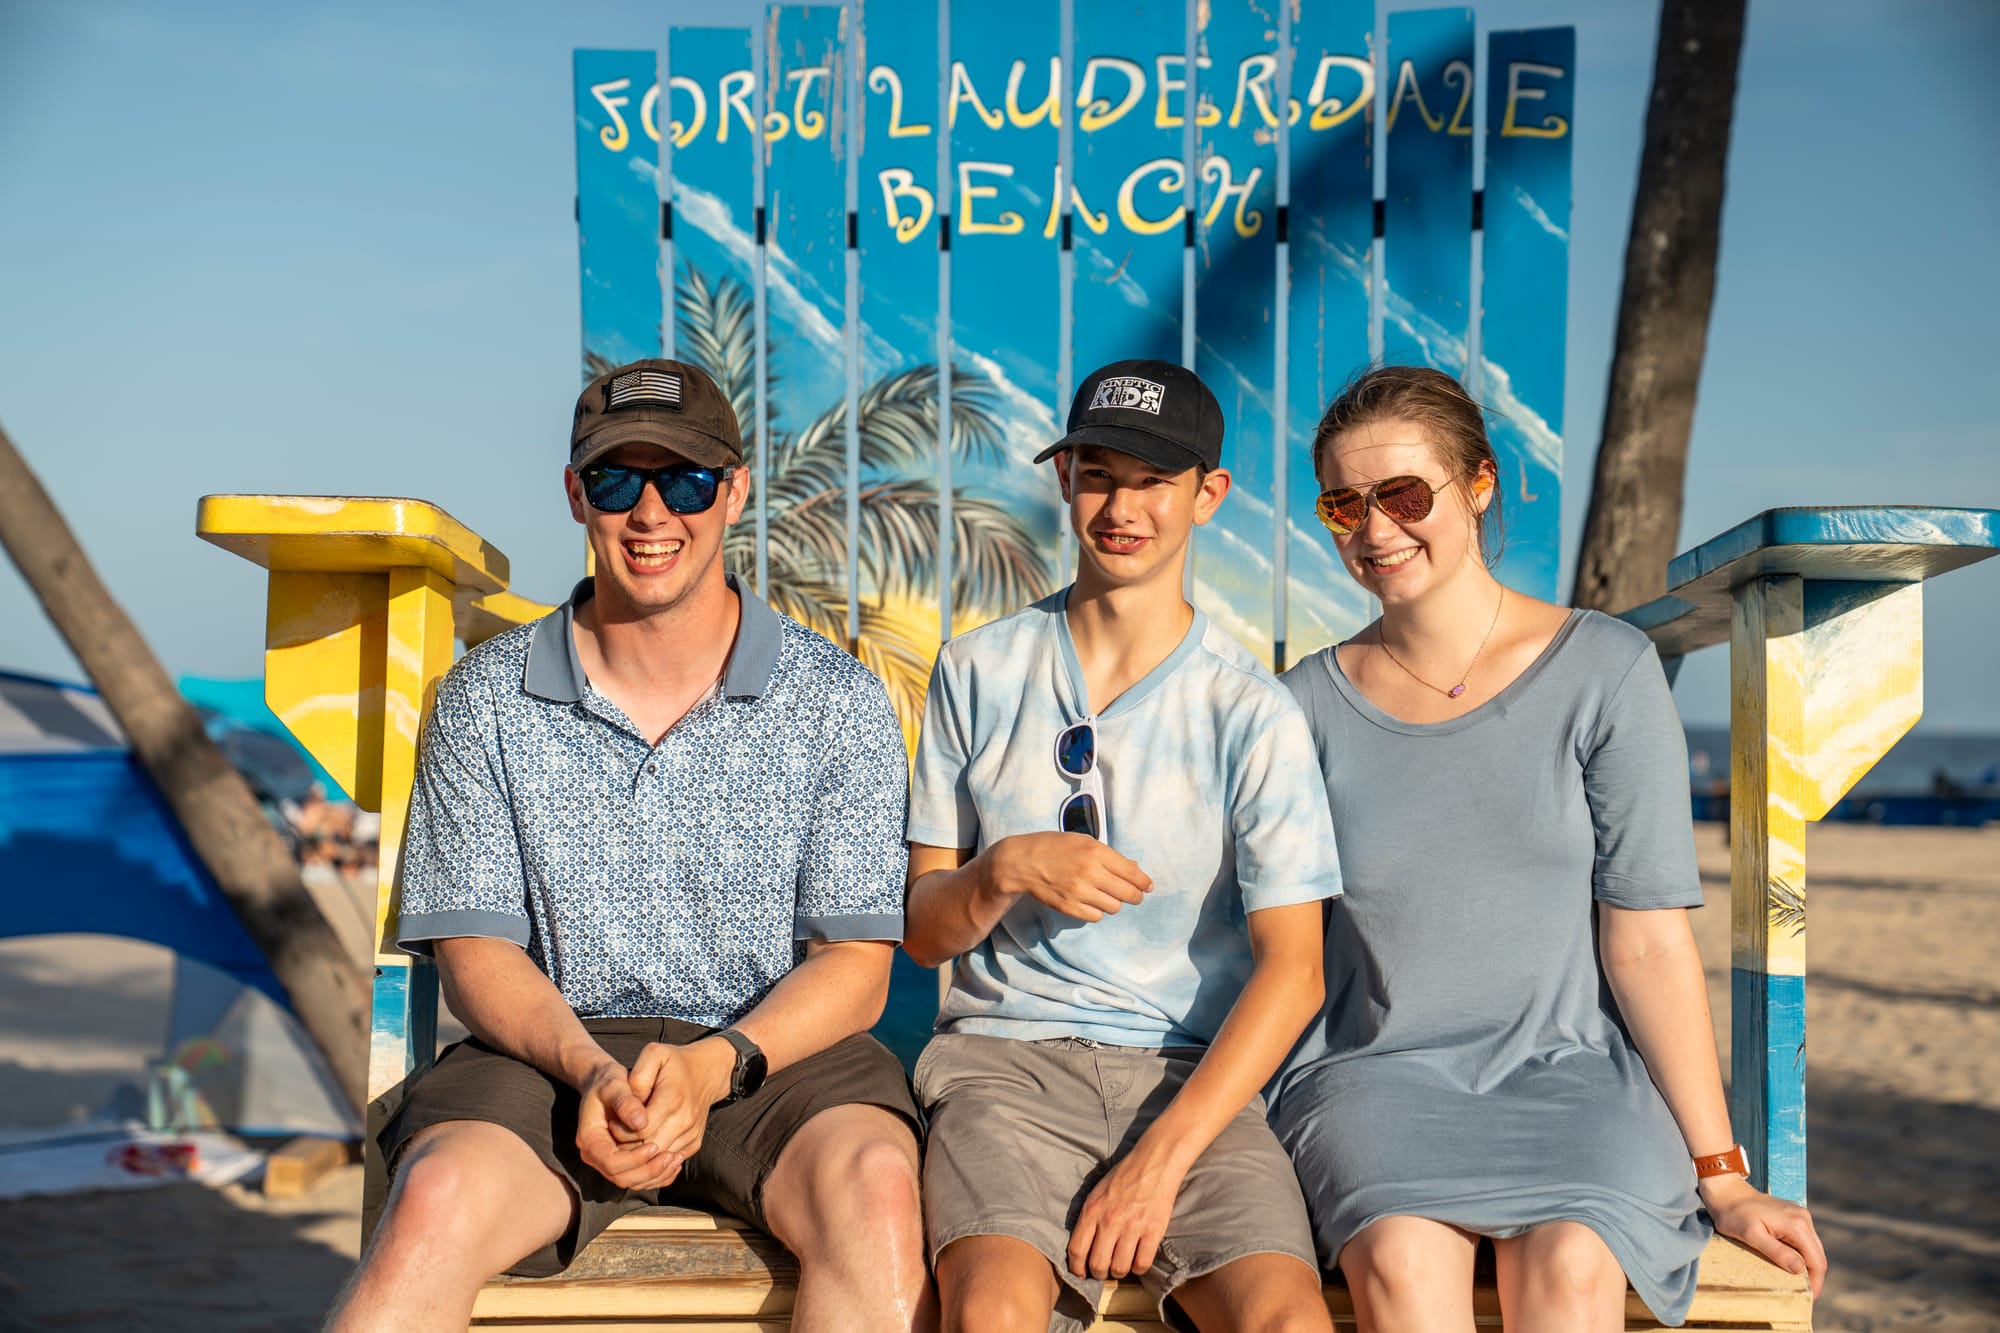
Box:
[1267,365,1826,1331]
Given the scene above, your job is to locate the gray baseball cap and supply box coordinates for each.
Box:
[571,359,743,470]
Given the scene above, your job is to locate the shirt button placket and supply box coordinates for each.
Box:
[655,738,684,983]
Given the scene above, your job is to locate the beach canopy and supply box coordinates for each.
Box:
[0,669,283,1003]
[0,668,357,1137]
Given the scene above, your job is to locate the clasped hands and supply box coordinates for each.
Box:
[574,1037,735,1191]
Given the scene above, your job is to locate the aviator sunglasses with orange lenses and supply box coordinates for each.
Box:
[1315,474,1458,537]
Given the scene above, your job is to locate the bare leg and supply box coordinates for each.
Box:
[322,1120,574,1333]
[934,1234,1062,1333]
[762,1103,933,1333]
[1336,1216,1480,1333]
[1493,1221,1627,1333]
[1171,1251,1334,1333]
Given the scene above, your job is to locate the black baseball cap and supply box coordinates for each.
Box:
[571,358,743,470]
[1032,359,1224,472]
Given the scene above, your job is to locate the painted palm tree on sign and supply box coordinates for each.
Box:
[598,264,1050,729]
[1767,875,1806,938]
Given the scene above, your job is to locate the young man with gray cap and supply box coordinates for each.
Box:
[902,359,1343,1332]
[326,359,931,1333]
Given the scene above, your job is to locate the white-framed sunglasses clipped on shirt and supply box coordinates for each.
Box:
[1054,718,1107,843]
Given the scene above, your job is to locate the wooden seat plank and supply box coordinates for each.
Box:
[477,1230,796,1319]
[472,1213,1807,1331]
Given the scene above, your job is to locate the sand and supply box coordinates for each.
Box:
[1686,822,2000,1332]
[0,821,1995,1330]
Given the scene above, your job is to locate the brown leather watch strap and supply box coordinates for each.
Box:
[1693,1144,1751,1179]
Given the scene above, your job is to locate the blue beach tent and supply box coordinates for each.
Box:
[0,669,356,1136]
[0,669,285,1005]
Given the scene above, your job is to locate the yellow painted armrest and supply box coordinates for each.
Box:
[193,493,524,831]
[196,494,510,597]
[461,590,557,647]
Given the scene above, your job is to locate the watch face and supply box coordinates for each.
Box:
[737,1048,768,1099]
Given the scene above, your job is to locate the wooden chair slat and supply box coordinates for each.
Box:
[471,1221,1808,1331]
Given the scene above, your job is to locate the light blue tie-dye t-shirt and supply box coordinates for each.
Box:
[907,588,1343,1046]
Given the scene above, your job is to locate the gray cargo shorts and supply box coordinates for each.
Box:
[914,1031,1319,1332]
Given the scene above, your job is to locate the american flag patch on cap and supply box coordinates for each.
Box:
[607,368,684,410]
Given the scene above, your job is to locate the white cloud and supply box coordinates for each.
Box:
[760,239,844,357]
[1477,352,1563,476]
[674,182,847,361]
[1194,574,1270,653]
[673,182,752,265]
[1077,244,1157,314]
[959,347,1059,442]
[1205,506,1275,580]
[1192,335,1278,423]
[1381,278,1466,373]
[1509,184,1569,242]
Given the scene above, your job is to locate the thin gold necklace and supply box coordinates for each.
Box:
[1378,586,1506,700]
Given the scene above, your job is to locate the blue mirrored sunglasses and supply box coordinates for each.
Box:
[577,463,733,515]
[1055,721,1095,778]
[1060,791,1101,839]
[1055,721,1100,839]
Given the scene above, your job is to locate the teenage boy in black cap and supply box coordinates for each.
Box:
[902,360,1343,1332]
[326,359,930,1332]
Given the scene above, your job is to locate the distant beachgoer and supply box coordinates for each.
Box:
[323,360,928,1332]
[1270,366,1828,1329]
[903,360,1341,1333]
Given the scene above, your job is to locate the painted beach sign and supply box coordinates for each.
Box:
[576,2,1574,727]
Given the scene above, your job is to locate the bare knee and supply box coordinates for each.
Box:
[938,1240,1058,1333]
[1514,1224,1625,1311]
[1176,1254,1332,1333]
[943,1278,1051,1333]
[383,1129,487,1239]
[1229,1296,1331,1333]
[376,1123,569,1270]
[1339,1224,1431,1306]
[1254,1284,1335,1333]
[1344,1216,1472,1304]
[1273,1311,1332,1333]
[768,1122,923,1264]
[328,1123,571,1331]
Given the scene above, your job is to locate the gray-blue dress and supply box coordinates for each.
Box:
[1270,610,1711,1324]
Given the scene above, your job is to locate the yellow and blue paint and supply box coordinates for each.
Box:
[196,496,531,1116]
[1626,505,1999,1203]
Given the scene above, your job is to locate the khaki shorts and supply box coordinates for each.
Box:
[380,1017,920,1277]
[915,1032,1319,1332]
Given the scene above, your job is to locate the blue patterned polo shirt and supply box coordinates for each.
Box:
[395,574,909,1026]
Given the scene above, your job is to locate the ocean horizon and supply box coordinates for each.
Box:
[1683,726,2000,795]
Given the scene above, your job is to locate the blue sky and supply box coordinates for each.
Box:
[1,0,1995,730]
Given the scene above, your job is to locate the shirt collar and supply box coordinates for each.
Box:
[1051,583,1208,722]
[522,572,784,704]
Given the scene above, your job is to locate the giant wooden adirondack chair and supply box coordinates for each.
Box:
[197,494,2000,1330]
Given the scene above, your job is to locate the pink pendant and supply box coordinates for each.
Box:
[1448,684,1466,698]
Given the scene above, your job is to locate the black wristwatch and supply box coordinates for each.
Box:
[714,1028,767,1105]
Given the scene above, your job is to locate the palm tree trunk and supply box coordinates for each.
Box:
[1571,0,1749,613]
[0,418,367,1114]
